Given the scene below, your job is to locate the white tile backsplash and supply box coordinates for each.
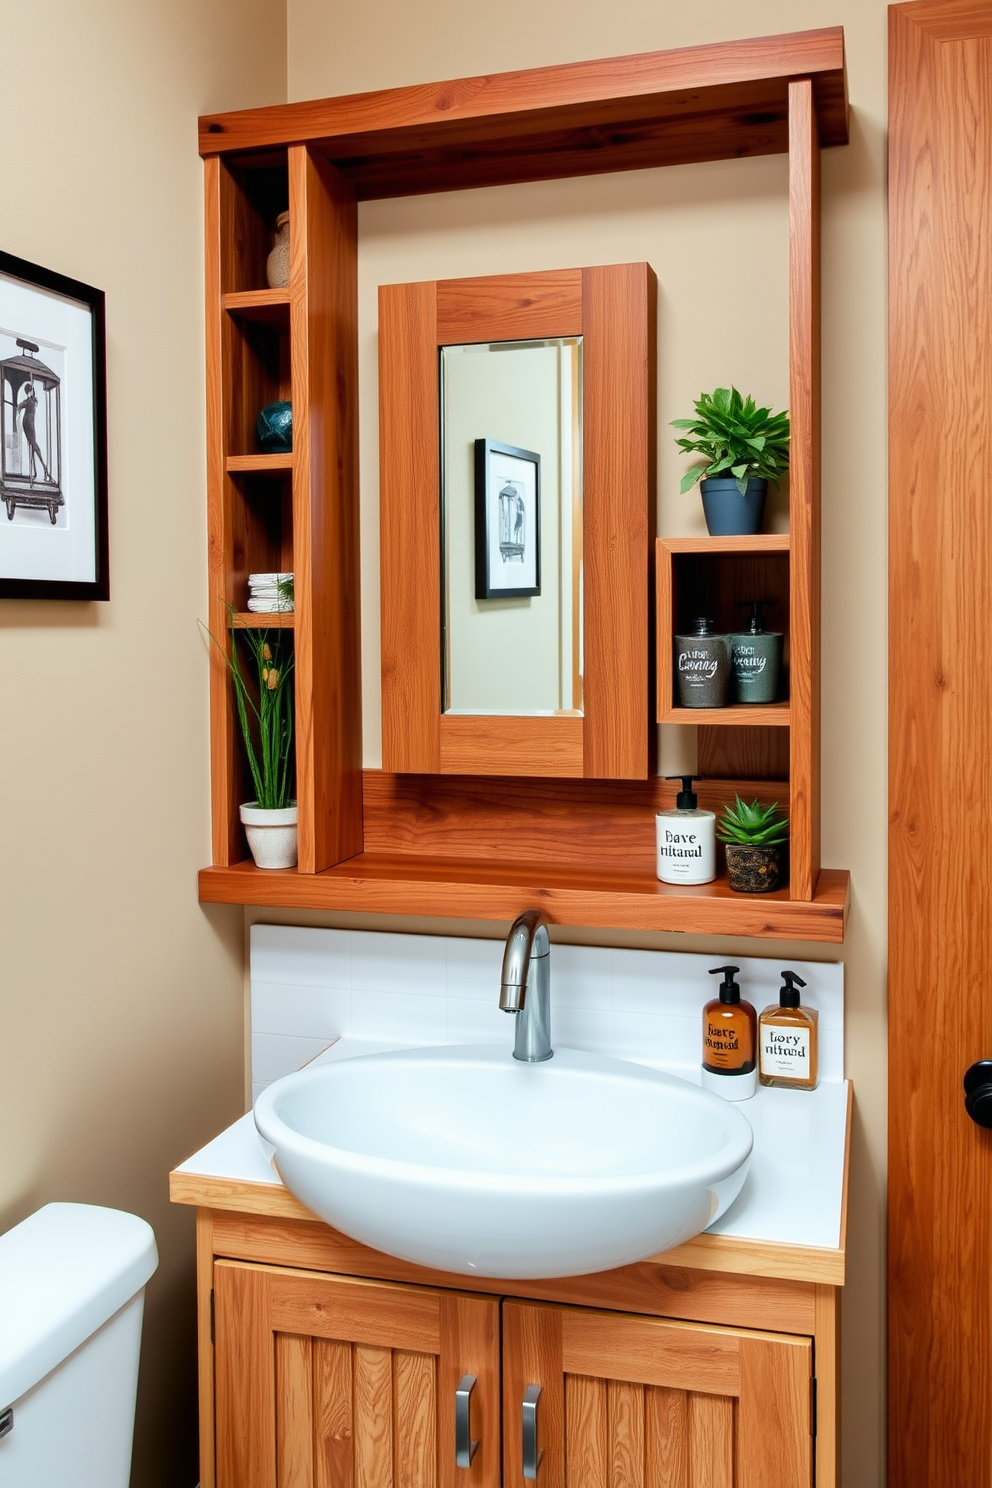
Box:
[249,925,844,1092]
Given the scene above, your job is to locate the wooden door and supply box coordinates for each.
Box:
[889,3,992,1483]
[213,1260,500,1488]
[501,1300,812,1488]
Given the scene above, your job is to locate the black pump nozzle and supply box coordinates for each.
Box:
[666,774,701,810]
[738,599,770,634]
[779,970,807,1008]
[709,965,742,1004]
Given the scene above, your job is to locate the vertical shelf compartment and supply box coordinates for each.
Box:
[652,76,821,903]
[205,143,362,871]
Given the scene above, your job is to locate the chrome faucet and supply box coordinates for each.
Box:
[499,909,553,1062]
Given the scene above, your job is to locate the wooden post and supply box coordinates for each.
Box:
[788,77,822,902]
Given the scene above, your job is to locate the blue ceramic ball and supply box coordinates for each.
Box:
[256,400,293,453]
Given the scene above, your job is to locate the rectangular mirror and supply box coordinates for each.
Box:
[379,264,655,779]
[441,337,583,716]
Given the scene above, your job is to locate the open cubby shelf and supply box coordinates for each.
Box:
[200,29,847,934]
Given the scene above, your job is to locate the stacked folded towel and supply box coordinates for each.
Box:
[247,572,294,613]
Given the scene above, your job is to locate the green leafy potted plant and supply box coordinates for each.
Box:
[205,615,297,869]
[716,795,789,893]
[672,386,790,536]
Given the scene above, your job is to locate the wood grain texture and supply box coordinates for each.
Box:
[379,279,441,773]
[196,1212,217,1488]
[197,854,849,941]
[198,31,849,180]
[225,288,291,326]
[275,1332,314,1488]
[787,78,821,901]
[206,158,242,866]
[582,263,655,778]
[354,1345,393,1488]
[814,1284,839,1488]
[502,1302,565,1488]
[436,268,582,342]
[214,1261,276,1488]
[561,1310,740,1396]
[266,1266,442,1351]
[313,1339,354,1488]
[888,7,992,1486]
[687,1394,733,1488]
[438,715,584,776]
[645,1387,688,1488]
[565,1375,608,1488]
[358,772,782,866]
[195,1207,827,1313]
[437,1292,501,1488]
[392,1350,437,1488]
[227,452,294,473]
[736,1333,812,1488]
[608,1379,645,1487]
[289,146,363,872]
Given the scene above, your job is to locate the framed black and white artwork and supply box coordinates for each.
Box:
[474,438,541,600]
[0,249,108,600]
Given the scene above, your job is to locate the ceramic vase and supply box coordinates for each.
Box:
[266,211,290,289]
[700,477,767,536]
[724,843,782,893]
[240,802,298,869]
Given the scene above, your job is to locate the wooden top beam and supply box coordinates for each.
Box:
[199,28,848,199]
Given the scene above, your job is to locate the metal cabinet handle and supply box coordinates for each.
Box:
[455,1374,479,1468]
[522,1384,544,1479]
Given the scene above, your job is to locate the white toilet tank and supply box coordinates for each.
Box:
[0,1203,158,1488]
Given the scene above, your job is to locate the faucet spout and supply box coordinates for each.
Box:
[499,909,552,1062]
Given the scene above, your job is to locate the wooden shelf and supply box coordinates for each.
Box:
[198,854,849,943]
[223,288,290,326]
[661,702,790,726]
[226,452,293,474]
[230,610,295,629]
[661,534,790,555]
[198,29,848,198]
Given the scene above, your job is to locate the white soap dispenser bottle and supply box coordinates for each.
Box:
[655,775,716,885]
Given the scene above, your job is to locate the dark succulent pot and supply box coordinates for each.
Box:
[256,400,293,453]
[700,477,767,536]
[724,842,783,893]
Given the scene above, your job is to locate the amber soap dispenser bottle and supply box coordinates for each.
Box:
[701,965,757,1101]
[759,971,819,1090]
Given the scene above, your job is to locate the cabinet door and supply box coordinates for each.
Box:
[214,1259,500,1488]
[502,1300,812,1488]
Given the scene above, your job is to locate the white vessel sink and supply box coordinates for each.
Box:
[253,1045,753,1279]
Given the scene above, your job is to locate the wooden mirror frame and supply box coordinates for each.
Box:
[379,262,656,779]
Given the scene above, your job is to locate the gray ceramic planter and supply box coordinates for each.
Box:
[724,842,783,893]
[700,477,767,536]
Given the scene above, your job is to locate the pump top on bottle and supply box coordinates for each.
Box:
[701,964,757,1101]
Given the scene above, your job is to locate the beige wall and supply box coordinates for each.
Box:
[0,3,285,1485]
[286,3,889,1485]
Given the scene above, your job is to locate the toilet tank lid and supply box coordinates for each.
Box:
[0,1203,158,1408]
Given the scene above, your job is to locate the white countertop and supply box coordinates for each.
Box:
[177,1037,850,1254]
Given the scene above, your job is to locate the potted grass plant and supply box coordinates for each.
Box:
[716,795,789,893]
[672,386,790,536]
[205,613,297,868]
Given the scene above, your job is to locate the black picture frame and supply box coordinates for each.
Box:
[474,438,541,600]
[0,248,109,600]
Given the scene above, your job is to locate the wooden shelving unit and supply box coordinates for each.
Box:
[199,27,848,935]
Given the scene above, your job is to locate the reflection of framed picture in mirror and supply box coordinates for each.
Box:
[0,248,108,600]
[475,438,540,599]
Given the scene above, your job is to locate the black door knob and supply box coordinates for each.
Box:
[964,1062,992,1128]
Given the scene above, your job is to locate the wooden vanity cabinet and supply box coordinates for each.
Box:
[193,1209,835,1488]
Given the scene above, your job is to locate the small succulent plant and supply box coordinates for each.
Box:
[715,795,789,847]
[672,386,790,496]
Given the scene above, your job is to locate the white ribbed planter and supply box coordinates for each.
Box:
[240,802,298,869]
